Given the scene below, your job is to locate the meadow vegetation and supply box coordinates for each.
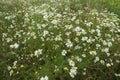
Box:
[0,0,120,80]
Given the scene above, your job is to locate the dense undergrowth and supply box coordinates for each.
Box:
[0,0,120,80]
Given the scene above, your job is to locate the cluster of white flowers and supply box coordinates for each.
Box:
[65,39,73,48]
[69,67,78,78]
[1,0,120,79]
[89,51,97,56]
[40,76,48,80]
[10,43,19,49]
[68,59,78,78]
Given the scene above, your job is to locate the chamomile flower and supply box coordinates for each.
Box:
[34,49,42,57]
[69,67,77,78]
[81,37,88,41]
[89,51,97,56]
[10,43,19,49]
[40,76,48,80]
[66,39,73,48]
[10,70,14,76]
[69,59,75,66]
[61,50,67,56]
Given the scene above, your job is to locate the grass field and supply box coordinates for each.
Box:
[0,0,120,80]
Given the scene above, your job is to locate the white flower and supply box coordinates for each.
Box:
[71,16,76,21]
[115,73,120,77]
[40,76,48,80]
[96,44,101,48]
[65,25,73,30]
[82,54,86,58]
[100,60,105,65]
[10,70,14,76]
[87,38,92,43]
[43,14,48,20]
[56,14,62,17]
[34,49,42,57]
[7,66,11,71]
[94,57,99,63]
[81,29,87,35]
[75,56,82,62]
[61,50,67,56]
[106,63,111,67]
[103,40,107,46]
[65,39,73,48]
[91,29,95,34]
[10,43,19,49]
[69,59,75,66]
[65,32,71,36]
[102,48,109,53]
[85,22,93,26]
[74,26,80,32]
[43,30,49,37]
[107,42,112,47]
[69,67,77,78]
[7,38,12,42]
[89,51,97,56]
[106,53,110,56]
[13,61,17,67]
[51,20,58,25]
[55,35,62,41]
[76,32,81,36]
[81,37,88,41]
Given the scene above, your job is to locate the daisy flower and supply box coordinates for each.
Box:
[34,49,42,57]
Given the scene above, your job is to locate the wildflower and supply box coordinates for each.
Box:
[20,65,24,68]
[69,59,75,66]
[75,56,82,62]
[65,32,71,36]
[75,37,79,42]
[55,34,62,41]
[115,73,120,77]
[51,20,58,25]
[40,76,48,80]
[81,29,87,35]
[7,66,11,71]
[69,67,77,78]
[64,67,69,71]
[106,63,111,67]
[75,19,79,24]
[108,42,112,47]
[43,30,49,37]
[82,72,86,75]
[65,25,73,30]
[10,70,14,76]
[13,61,17,67]
[10,43,19,49]
[61,50,67,56]
[96,44,101,48]
[82,54,86,58]
[81,37,88,41]
[34,49,42,57]
[74,26,80,32]
[35,71,38,75]
[66,39,73,48]
[43,14,48,20]
[94,57,99,63]
[102,48,109,53]
[30,53,34,57]
[89,51,97,56]
[100,60,105,65]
